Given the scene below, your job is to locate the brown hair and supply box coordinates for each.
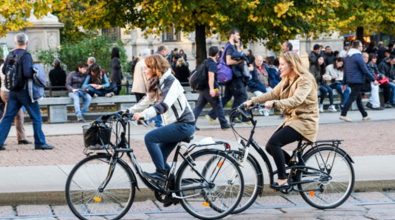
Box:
[145,54,171,99]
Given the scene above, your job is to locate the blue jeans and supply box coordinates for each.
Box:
[69,91,92,117]
[144,122,195,171]
[85,86,114,97]
[319,84,334,105]
[0,89,46,145]
[330,82,350,107]
[388,82,395,104]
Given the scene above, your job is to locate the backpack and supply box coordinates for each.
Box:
[189,59,208,91]
[217,44,233,84]
[4,51,27,91]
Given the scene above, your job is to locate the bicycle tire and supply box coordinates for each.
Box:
[65,154,136,220]
[176,149,244,220]
[298,146,355,209]
[225,151,263,214]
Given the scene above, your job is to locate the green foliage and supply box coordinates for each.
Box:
[37,36,128,76]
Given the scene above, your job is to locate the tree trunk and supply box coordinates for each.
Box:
[356,26,364,43]
[195,24,206,66]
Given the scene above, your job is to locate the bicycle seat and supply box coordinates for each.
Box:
[181,135,194,143]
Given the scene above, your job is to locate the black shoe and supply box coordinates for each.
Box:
[0,144,5,151]
[365,102,373,109]
[271,182,290,190]
[195,126,200,131]
[371,107,384,110]
[221,124,231,130]
[34,144,54,150]
[163,194,179,207]
[143,171,167,182]
[18,140,32,145]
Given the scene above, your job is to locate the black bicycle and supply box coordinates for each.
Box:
[226,105,355,213]
[65,112,244,220]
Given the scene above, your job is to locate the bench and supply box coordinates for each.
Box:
[38,93,200,123]
[39,95,137,123]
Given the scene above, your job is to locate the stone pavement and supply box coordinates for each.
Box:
[0,191,395,219]
[0,108,394,208]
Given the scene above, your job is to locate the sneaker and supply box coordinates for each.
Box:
[328,105,337,112]
[77,115,86,123]
[384,103,392,108]
[319,104,324,113]
[221,124,231,130]
[105,92,114,97]
[362,116,371,121]
[18,140,32,145]
[339,115,352,122]
[205,115,218,125]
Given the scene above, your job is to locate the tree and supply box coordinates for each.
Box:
[332,1,395,43]
[53,0,342,64]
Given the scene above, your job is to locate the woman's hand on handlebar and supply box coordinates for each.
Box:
[243,100,254,108]
[132,113,143,121]
[264,100,274,109]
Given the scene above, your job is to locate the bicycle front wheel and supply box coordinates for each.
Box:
[298,146,355,209]
[65,154,136,220]
[228,150,262,214]
[176,150,244,220]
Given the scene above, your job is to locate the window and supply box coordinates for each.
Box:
[162,26,180,42]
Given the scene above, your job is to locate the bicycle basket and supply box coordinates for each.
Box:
[82,123,112,148]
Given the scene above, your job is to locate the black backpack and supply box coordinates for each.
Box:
[189,59,208,91]
[4,51,27,91]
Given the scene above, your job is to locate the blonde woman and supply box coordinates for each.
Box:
[244,51,319,189]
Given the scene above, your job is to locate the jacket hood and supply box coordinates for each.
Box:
[347,48,361,57]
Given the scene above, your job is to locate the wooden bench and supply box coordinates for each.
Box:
[39,93,200,123]
[39,95,137,123]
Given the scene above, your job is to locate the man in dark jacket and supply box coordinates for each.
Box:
[0,33,54,150]
[340,40,377,122]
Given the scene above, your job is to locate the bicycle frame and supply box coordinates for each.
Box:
[93,113,233,198]
[230,105,354,193]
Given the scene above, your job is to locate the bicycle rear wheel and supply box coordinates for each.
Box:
[65,154,136,220]
[176,150,244,220]
[298,146,354,209]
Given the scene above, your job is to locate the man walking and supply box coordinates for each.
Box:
[193,46,230,130]
[0,33,54,150]
[339,40,377,122]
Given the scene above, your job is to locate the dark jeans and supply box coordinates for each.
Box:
[341,83,367,117]
[86,86,115,97]
[144,122,195,171]
[193,89,228,127]
[208,78,248,119]
[134,93,145,102]
[265,126,303,179]
[319,84,334,105]
[0,89,46,146]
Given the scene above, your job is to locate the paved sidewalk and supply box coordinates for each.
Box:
[0,192,395,219]
[0,108,394,205]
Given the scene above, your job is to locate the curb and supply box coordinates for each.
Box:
[2,180,394,206]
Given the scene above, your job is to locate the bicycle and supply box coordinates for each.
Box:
[65,112,244,220]
[224,105,355,213]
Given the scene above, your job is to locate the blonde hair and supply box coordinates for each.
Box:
[279,52,311,79]
[176,57,186,67]
[144,54,170,78]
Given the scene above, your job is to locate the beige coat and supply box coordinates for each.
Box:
[251,72,319,142]
[131,59,149,94]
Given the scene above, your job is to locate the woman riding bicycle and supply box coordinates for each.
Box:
[244,51,319,189]
[128,54,195,181]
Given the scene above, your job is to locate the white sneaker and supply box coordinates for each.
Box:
[339,116,352,122]
[362,116,371,121]
[319,104,324,113]
[328,105,337,112]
